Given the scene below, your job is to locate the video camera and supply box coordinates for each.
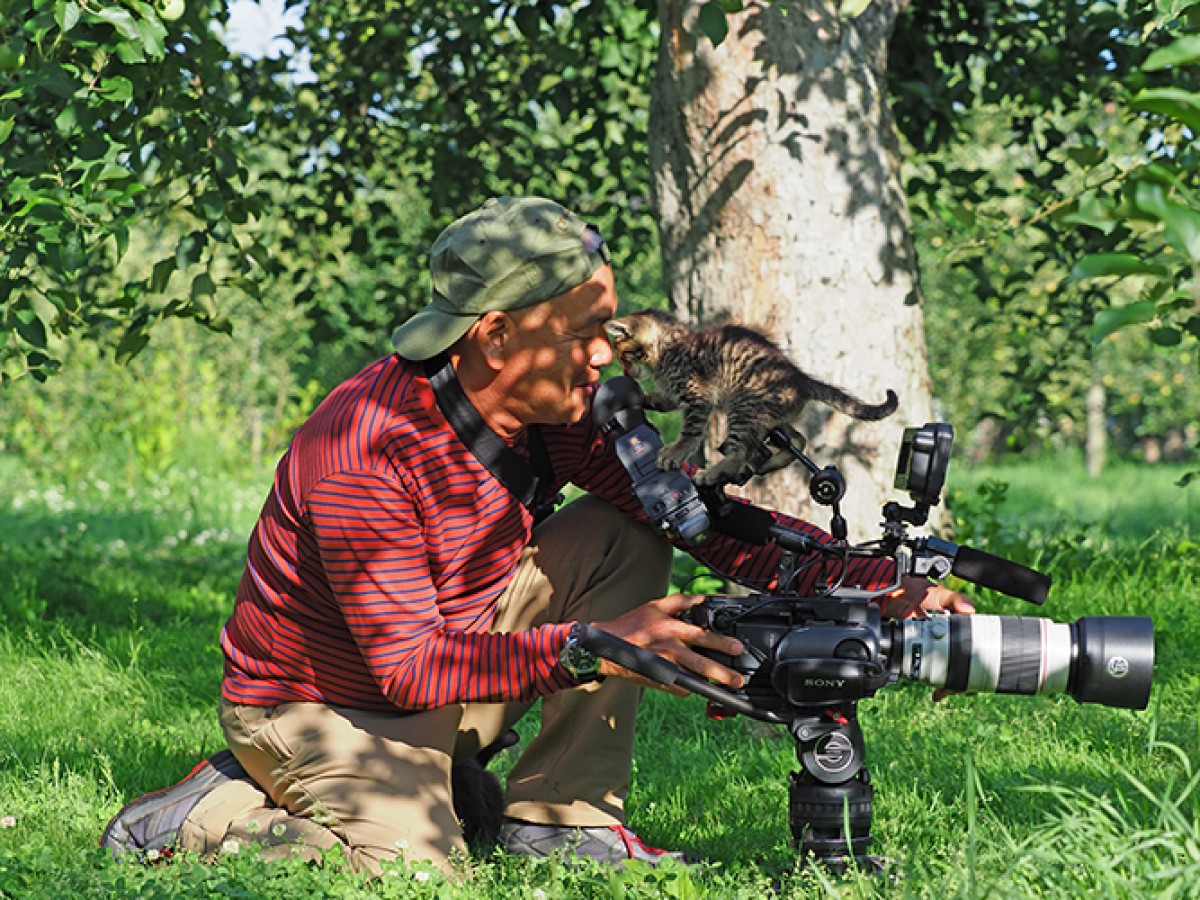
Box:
[586,376,1155,872]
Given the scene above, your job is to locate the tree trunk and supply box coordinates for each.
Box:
[649,0,936,539]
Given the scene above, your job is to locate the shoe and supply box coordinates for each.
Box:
[100,750,249,861]
[499,818,696,867]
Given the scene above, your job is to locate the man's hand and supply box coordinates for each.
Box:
[879,575,975,620]
[591,594,746,695]
[881,576,975,701]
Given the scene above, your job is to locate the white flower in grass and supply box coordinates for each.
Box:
[413,871,430,883]
[222,839,241,854]
[271,823,288,838]
[145,849,161,862]
[0,816,15,828]
[533,890,547,900]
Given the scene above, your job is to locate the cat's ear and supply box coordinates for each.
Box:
[604,319,632,342]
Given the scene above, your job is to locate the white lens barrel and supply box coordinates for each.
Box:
[901,614,1074,697]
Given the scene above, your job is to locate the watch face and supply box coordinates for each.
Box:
[562,637,600,680]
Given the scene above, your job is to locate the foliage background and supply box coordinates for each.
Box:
[4,0,1200,478]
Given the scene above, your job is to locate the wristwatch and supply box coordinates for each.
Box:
[559,622,604,683]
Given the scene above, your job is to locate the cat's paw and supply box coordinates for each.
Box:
[644,392,678,413]
[657,443,690,469]
[695,454,750,487]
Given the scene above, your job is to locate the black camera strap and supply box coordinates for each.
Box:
[424,354,559,520]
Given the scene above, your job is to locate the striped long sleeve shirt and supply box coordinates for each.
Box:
[220,354,896,711]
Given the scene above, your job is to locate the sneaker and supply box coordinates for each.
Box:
[100,750,249,861]
[499,818,696,867]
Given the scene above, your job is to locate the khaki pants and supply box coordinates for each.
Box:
[181,496,672,874]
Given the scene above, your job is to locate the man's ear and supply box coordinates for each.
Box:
[470,311,513,370]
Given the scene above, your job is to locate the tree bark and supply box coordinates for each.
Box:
[649,0,936,538]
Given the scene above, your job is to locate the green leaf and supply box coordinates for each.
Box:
[30,292,59,327]
[0,118,12,145]
[15,312,48,350]
[94,6,142,41]
[1130,87,1200,133]
[115,41,146,64]
[840,0,873,17]
[1059,192,1117,234]
[29,62,82,100]
[115,327,150,364]
[0,45,22,73]
[1069,253,1169,281]
[54,104,78,133]
[513,6,540,40]
[55,1,81,32]
[134,4,167,58]
[244,241,273,273]
[150,256,176,293]
[1149,325,1183,346]
[113,224,130,260]
[1065,145,1107,167]
[697,2,729,47]
[191,272,216,300]
[1144,34,1200,70]
[1092,301,1158,342]
[176,231,205,267]
[1134,181,1200,261]
[98,76,133,102]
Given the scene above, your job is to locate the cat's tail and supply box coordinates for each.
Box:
[822,386,900,421]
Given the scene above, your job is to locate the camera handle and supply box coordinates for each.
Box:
[575,623,787,722]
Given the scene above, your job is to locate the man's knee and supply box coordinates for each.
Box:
[539,495,673,581]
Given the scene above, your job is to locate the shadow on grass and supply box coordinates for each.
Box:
[1,506,244,805]
[0,506,245,627]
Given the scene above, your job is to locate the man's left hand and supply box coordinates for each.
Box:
[879,576,975,620]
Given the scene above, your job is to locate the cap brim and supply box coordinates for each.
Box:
[391,305,478,361]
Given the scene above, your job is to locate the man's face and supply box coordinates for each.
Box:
[503,264,618,426]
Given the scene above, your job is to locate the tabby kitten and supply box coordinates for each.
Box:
[605,309,899,486]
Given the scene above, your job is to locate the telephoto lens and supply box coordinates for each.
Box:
[895,613,1154,709]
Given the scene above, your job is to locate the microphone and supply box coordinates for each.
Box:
[592,377,711,544]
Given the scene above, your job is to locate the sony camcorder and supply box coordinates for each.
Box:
[586,376,1155,871]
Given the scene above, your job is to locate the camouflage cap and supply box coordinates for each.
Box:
[391,196,611,361]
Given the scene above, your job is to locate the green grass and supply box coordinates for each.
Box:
[1,455,1198,897]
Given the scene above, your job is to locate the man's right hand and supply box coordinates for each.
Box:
[590,594,746,695]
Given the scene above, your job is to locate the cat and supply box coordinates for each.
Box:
[605,309,899,486]
[451,758,504,849]
[450,727,517,850]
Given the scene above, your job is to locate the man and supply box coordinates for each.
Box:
[101,196,972,874]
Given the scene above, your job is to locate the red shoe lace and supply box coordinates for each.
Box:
[609,823,669,858]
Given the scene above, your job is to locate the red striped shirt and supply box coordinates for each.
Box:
[220,354,895,711]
